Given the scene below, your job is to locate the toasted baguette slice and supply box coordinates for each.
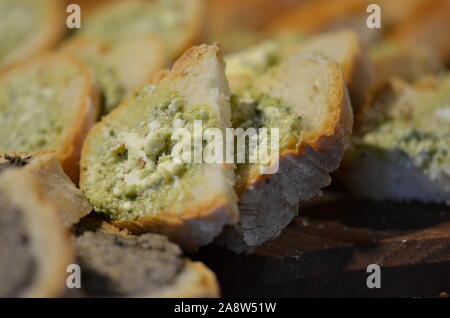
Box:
[77,0,204,59]
[0,0,65,72]
[0,54,100,183]
[342,75,450,204]
[226,30,373,111]
[61,36,167,114]
[0,169,73,297]
[219,54,352,253]
[80,44,238,251]
[388,0,450,65]
[0,151,92,227]
[73,229,219,297]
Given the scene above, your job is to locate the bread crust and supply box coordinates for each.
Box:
[0,169,74,297]
[0,0,65,73]
[80,44,238,251]
[220,57,353,253]
[1,151,93,227]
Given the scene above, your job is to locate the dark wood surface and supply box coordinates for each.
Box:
[194,192,450,297]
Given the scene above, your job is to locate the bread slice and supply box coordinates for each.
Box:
[219,53,352,253]
[0,0,65,72]
[80,44,238,251]
[0,168,73,297]
[61,36,167,114]
[226,30,373,111]
[342,74,450,204]
[0,54,100,183]
[73,228,219,297]
[0,151,92,227]
[388,0,450,65]
[369,41,443,92]
[76,0,205,59]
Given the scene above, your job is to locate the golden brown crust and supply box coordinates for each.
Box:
[0,170,74,297]
[148,261,220,298]
[265,0,365,35]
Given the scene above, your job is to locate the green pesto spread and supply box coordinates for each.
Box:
[78,0,187,55]
[83,85,221,220]
[225,33,305,78]
[0,0,44,68]
[0,61,82,153]
[231,91,302,182]
[355,76,450,172]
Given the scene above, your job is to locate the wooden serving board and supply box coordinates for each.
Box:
[194,192,450,297]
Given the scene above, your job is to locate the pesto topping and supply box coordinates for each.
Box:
[357,76,450,172]
[0,59,82,153]
[0,192,36,297]
[75,231,184,297]
[0,0,44,68]
[78,0,188,55]
[83,85,220,220]
[231,91,302,183]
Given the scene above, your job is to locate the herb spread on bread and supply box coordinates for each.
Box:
[0,61,82,153]
[83,85,220,219]
[354,76,450,172]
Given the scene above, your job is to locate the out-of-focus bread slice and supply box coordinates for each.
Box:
[341,75,450,204]
[369,41,443,91]
[72,229,219,298]
[219,54,352,253]
[61,36,167,114]
[77,0,205,59]
[0,54,100,183]
[0,0,65,72]
[0,169,73,297]
[80,44,238,251]
[226,30,373,111]
[265,0,430,44]
[0,151,92,227]
[388,0,450,65]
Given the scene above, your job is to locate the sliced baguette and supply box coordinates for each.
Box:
[219,53,352,253]
[0,168,73,297]
[226,30,373,111]
[0,151,92,227]
[61,36,167,114]
[0,0,65,72]
[73,229,219,297]
[77,0,205,59]
[0,54,100,183]
[341,75,450,204]
[80,44,238,251]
